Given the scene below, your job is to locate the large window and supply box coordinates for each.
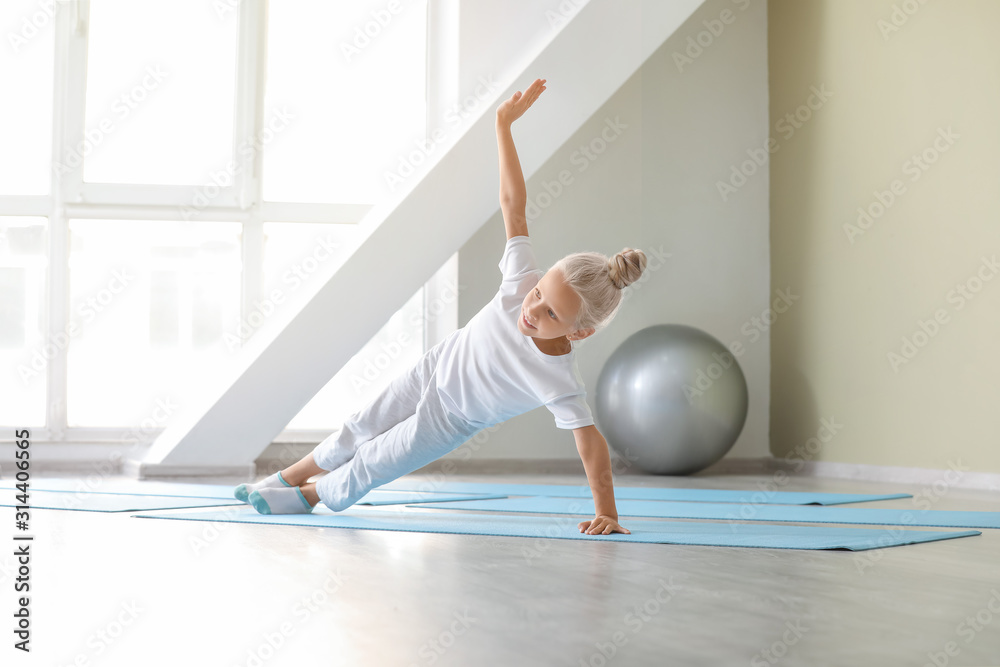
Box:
[0,0,434,443]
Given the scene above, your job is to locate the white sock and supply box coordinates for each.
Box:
[234,471,292,503]
[249,486,314,515]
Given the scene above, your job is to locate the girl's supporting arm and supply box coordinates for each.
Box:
[573,424,630,535]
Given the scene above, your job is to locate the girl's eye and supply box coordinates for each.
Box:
[536,289,555,318]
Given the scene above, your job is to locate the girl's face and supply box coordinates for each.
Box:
[517,268,592,342]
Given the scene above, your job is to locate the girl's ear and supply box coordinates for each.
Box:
[568,327,596,341]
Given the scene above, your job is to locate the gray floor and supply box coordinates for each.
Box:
[9,471,1000,666]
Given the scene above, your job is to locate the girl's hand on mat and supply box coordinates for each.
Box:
[579,515,630,536]
[496,78,547,127]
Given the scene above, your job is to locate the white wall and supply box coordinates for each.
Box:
[447,0,771,464]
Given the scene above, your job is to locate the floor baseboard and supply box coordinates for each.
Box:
[122,458,255,480]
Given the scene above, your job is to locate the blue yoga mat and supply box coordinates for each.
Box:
[0,478,504,506]
[0,490,243,513]
[407,496,1000,530]
[130,506,979,551]
[379,480,910,505]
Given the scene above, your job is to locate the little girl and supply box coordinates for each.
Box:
[235,79,645,536]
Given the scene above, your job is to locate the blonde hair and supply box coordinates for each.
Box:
[553,247,647,333]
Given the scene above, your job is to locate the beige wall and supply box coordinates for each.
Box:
[769,0,1000,473]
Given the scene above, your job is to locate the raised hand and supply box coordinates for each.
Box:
[496,78,547,127]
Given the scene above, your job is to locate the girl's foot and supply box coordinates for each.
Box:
[234,471,293,503]
[299,482,321,507]
[248,486,315,515]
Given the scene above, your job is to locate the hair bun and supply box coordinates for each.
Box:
[608,248,647,289]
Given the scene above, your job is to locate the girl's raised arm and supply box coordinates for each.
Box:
[496,78,546,241]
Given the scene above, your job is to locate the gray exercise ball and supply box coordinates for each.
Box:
[595,324,749,475]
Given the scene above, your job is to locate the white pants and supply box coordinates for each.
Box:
[310,337,485,511]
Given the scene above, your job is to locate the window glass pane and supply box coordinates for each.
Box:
[82,0,238,185]
[0,2,54,195]
[263,0,427,204]
[262,222,424,430]
[67,220,242,427]
[0,217,47,426]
